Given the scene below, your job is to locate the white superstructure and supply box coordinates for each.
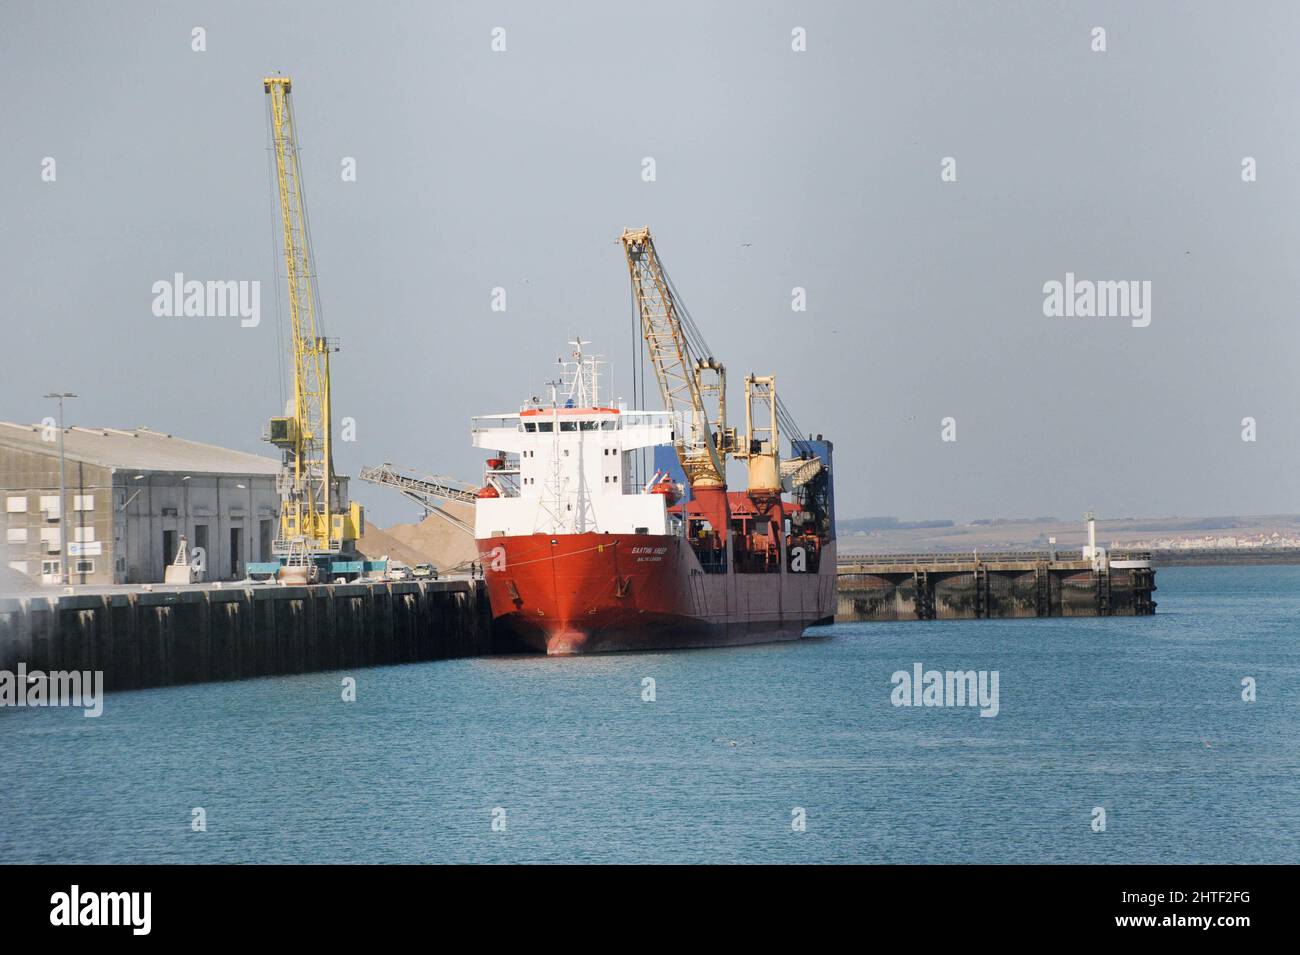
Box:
[471,341,681,539]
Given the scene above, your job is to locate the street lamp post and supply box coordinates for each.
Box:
[44,393,77,585]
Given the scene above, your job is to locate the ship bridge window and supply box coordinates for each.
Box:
[580,420,598,431]
[601,420,617,431]
[524,422,537,432]
[538,422,553,432]
[560,421,577,432]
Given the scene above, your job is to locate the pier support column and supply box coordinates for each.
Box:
[913,570,935,621]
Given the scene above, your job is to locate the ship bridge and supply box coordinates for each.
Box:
[470,342,682,538]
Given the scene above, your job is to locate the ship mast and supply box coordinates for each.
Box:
[533,376,568,533]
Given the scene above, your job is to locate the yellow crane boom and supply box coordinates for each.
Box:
[620,226,737,541]
[619,227,727,489]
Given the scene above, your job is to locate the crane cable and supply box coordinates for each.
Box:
[657,248,811,457]
[264,96,288,414]
[628,277,645,486]
[288,92,327,342]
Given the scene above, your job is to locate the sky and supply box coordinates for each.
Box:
[3,0,1300,527]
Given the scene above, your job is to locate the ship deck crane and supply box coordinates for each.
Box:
[620,227,735,539]
[620,227,830,562]
[258,75,362,582]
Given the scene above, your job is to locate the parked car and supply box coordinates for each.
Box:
[412,563,438,580]
[388,563,413,581]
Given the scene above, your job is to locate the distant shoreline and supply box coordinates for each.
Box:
[1146,549,1300,567]
[836,547,1300,568]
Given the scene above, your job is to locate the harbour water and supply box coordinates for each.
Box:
[2,566,1297,864]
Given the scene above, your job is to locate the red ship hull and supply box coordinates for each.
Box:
[479,532,837,654]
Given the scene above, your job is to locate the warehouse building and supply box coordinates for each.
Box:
[0,421,287,586]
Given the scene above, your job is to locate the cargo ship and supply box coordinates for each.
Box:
[471,339,836,655]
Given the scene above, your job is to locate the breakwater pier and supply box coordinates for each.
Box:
[835,551,1157,622]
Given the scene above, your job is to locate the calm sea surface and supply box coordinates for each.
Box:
[2,566,1297,864]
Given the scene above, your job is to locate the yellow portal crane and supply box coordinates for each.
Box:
[262,76,360,574]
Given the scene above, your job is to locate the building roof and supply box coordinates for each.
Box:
[0,421,281,477]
